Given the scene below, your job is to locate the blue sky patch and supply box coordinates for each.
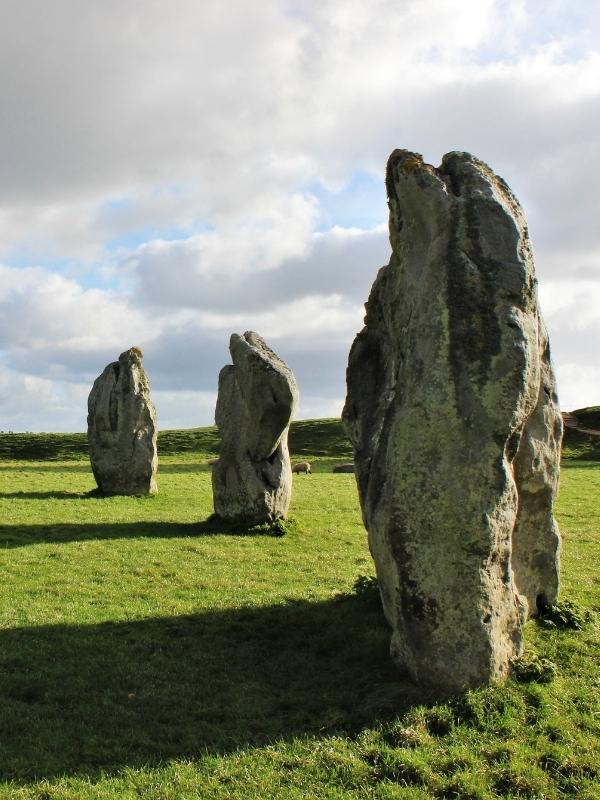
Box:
[308,170,388,232]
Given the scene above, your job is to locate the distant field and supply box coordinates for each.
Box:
[0,419,598,799]
[2,412,597,462]
[0,417,353,463]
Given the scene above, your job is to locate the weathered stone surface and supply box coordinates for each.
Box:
[343,150,562,692]
[212,331,299,522]
[88,347,157,495]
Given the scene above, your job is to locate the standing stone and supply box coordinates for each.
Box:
[88,347,158,495]
[343,150,562,692]
[212,331,299,522]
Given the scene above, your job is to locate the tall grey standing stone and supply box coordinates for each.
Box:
[212,331,299,523]
[343,150,562,692]
[88,347,158,495]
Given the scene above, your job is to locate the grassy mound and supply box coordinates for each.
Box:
[562,405,600,461]
[571,405,600,430]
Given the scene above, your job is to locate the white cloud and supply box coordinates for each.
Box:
[0,265,153,354]
[0,0,598,429]
[127,220,388,312]
[152,389,218,431]
[538,277,600,411]
[127,193,319,308]
[198,294,363,344]
[0,366,90,432]
[554,363,600,413]
[295,394,345,422]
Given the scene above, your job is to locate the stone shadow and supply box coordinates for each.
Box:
[0,518,291,549]
[0,595,422,781]
[0,461,215,475]
[0,491,91,500]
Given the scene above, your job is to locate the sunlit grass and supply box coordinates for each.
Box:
[0,423,597,799]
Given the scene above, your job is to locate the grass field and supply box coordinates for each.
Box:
[0,420,598,799]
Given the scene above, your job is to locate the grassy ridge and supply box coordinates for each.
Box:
[0,418,352,462]
[2,412,597,462]
[562,406,600,461]
[571,405,600,430]
[0,419,598,798]
[0,428,221,461]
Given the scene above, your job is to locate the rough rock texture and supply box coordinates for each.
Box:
[343,150,562,692]
[212,331,299,522]
[88,347,158,495]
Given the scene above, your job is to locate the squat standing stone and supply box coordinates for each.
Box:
[343,150,562,692]
[88,347,158,495]
[212,331,298,523]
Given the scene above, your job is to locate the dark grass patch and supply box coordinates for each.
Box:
[0,516,298,549]
[511,655,557,684]
[288,418,353,459]
[537,599,593,630]
[562,427,600,461]
[353,574,380,603]
[0,595,417,781]
[571,405,600,430]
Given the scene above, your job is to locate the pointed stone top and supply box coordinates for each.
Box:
[118,346,144,365]
[229,331,298,389]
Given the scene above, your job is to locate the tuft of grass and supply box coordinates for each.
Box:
[511,655,558,684]
[537,599,593,630]
[353,574,380,603]
[197,513,297,537]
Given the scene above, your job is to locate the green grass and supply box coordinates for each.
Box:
[0,421,598,799]
[0,427,222,461]
[562,404,600,461]
[561,429,600,462]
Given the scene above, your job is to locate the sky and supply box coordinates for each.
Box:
[0,0,598,431]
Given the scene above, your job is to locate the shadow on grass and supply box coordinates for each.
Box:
[0,595,422,781]
[0,461,212,475]
[156,460,212,473]
[0,462,93,473]
[0,456,210,480]
[560,459,600,469]
[0,491,92,500]
[0,517,293,548]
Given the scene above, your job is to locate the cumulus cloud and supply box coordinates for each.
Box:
[127,220,388,313]
[0,365,90,432]
[0,0,598,429]
[0,265,154,359]
[539,277,600,410]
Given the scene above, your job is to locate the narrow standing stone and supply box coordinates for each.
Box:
[88,347,158,495]
[212,331,298,523]
[343,150,562,692]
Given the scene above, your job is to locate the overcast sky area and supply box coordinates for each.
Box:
[0,0,598,431]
